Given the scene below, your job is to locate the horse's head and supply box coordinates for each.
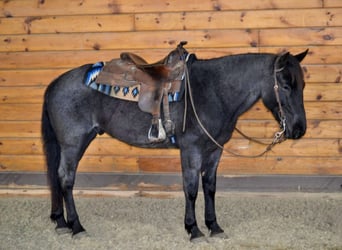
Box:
[262,50,308,139]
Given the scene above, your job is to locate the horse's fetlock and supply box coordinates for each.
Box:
[50,212,63,221]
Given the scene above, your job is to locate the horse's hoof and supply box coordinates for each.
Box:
[72,231,89,240]
[55,227,72,235]
[210,231,229,239]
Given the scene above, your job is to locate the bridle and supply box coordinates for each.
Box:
[182,54,287,158]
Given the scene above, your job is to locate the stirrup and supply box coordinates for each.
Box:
[148,118,166,142]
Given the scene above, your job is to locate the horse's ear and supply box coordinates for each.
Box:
[276,51,290,69]
[294,49,309,62]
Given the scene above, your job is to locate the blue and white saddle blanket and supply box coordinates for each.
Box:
[84,62,182,103]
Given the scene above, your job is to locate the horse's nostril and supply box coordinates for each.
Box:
[292,126,305,139]
[293,131,302,139]
[286,122,306,139]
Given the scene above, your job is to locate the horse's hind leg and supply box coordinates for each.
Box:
[58,147,85,236]
[58,130,97,236]
[50,177,70,234]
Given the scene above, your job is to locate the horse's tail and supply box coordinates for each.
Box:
[41,90,61,199]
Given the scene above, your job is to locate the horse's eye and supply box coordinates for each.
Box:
[282,84,291,92]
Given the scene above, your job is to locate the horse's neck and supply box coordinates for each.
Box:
[191,54,273,118]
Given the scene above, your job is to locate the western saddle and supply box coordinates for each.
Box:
[95,41,188,142]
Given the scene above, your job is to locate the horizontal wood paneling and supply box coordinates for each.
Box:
[135,9,342,30]
[0,15,135,35]
[325,0,342,7]
[0,0,341,177]
[139,157,342,175]
[259,27,342,46]
[2,155,341,175]
[0,0,324,17]
[0,30,258,52]
[2,27,341,52]
[0,138,340,157]
[3,8,341,35]
[0,155,139,173]
[1,46,341,72]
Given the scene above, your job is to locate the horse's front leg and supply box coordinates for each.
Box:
[180,148,205,241]
[201,148,226,238]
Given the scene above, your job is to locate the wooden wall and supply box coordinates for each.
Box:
[0,0,341,176]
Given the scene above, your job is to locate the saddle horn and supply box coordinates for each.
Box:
[178,41,188,48]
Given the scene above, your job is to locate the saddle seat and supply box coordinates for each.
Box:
[95,41,188,142]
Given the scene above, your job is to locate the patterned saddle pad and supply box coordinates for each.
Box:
[84,62,183,103]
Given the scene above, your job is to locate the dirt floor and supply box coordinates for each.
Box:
[1,192,342,250]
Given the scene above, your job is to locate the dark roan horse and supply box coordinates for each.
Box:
[42,42,308,241]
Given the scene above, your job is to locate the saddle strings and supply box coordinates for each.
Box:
[182,54,286,158]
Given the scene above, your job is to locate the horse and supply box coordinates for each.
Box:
[41,42,308,241]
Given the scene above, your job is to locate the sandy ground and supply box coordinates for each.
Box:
[1,192,342,250]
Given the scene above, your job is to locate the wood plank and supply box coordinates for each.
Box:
[223,138,341,157]
[0,86,45,104]
[238,101,342,120]
[0,0,323,18]
[304,83,342,101]
[0,155,139,172]
[0,119,340,139]
[259,46,342,64]
[0,139,43,155]
[0,15,134,35]
[0,155,44,172]
[325,0,342,7]
[0,48,260,70]
[139,157,181,173]
[0,51,112,70]
[85,138,179,157]
[135,8,342,31]
[0,30,258,52]
[138,156,342,175]
[0,69,67,87]
[1,46,341,72]
[0,121,41,138]
[79,156,139,172]
[234,120,342,139]
[0,101,340,121]
[260,27,342,46]
[1,155,341,175]
[0,104,42,121]
[1,138,339,157]
[303,65,342,83]
[218,156,342,175]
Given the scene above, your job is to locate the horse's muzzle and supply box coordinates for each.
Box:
[285,122,306,139]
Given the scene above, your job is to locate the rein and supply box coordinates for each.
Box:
[182,55,286,158]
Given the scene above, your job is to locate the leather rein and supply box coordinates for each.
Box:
[182,54,287,158]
